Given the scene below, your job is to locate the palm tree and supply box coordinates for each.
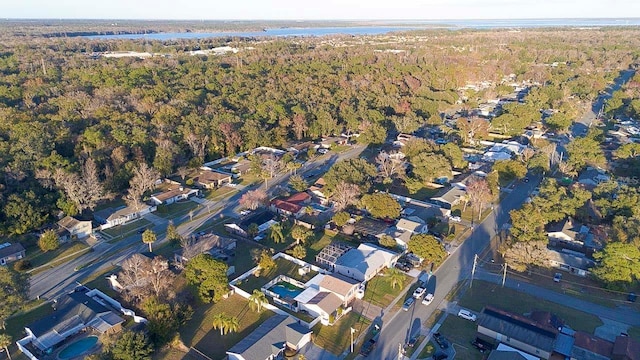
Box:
[387,268,405,290]
[142,229,156,252]
[269,223,285,244]
[0,333,12,360]
[248,289,268,313]
[212,313,240,336]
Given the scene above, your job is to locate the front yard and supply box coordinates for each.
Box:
[363,269,412,308]
[26,241,90,270]
[312,311,371,355]
[102,218,152,239]
[155,200,200,219]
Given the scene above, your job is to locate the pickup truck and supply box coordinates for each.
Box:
[360,339,376,357]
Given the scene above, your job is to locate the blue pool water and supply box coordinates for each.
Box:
[269,281,304,299]
[58,336,98,359]
[311,203,329,212]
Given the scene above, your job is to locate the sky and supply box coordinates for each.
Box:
[4,0,640,20]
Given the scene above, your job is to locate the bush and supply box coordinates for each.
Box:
[185,178,194,186]
[38,230,60,252]
[13,259,31,271]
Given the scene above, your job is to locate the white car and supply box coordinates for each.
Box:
[457,309,477,322]
[422,293,434,305]
[412,287,426,299]
[240,210,251,216]
[449,215,461,223]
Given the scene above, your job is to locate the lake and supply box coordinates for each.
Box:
[87,19,640,40]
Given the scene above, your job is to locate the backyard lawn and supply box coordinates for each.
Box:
[236,257,318,294]
[180,294,275,360]
[460,280,603,333]
[312,311,371,355]
[363,269,412,308]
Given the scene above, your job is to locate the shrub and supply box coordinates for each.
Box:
[13,259,31,271]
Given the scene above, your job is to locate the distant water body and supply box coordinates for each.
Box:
[87,18,640,40]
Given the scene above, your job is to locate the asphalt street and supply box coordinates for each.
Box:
[29,145,366,300]
[370,175,541,359]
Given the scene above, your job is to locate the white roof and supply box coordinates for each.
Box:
[304,273,325,289]
[294,286,320,304]
[396,218,423,233]
[335,243,399,279]
[483,151,512,162]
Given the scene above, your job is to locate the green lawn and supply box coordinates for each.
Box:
[438,315,484,360]
[205,186,238,200]
[459,280,603,333]
[417,341,436,359]
[628,326,640,340]
[232,241,259,276]
[236,257,318,294]
[304,232,335,264]
[363,269,412,308]
[26,241,90,270]
[5,302,53,340]
[155,200,199,219]
[102,218,152,239]
[312,311,371,355]
[180,294,275,360]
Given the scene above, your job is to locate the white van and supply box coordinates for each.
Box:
[457,309,477,322]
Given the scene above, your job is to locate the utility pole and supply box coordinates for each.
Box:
[502,263,507,287]
[470,254,478,288]
[350,327,356,353]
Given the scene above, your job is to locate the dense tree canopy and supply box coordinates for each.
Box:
[184,254,229,303]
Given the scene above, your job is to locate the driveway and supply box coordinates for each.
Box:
[298,342,340,360]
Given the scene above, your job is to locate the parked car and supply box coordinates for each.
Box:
[471,338,492,353]
[457,309,477,322]
[553,273,563,283]
[433,333,449,349]
[449,215,462,223]
[395,262,411,272]
[360,339,376,357]
[413,287,426,299]
[422,293,434,305]
[407,336,418,348]
[402,297,415,311]
[432,352,448,360]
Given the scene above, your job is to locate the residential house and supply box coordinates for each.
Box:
[486,349,530,360]
[547,248,595,277]
[430,183,467,209]
[271,199,304,218]
[577,167,610,189]
[150,186,199,205]
[396,218,428,235]
[226,315,312,360]
[477,306,558,359]
[94,204,157,230]
[377,228,412,249]
[0,242,26,266]
[309,178,329,205]
[333,243,400,282]
[352,217,392,237]
[193,170,232,189]
[225,211,277,239]
[57,216,93,241]
[295,290,343,325]
[174,233,236,266]
[230,159,252,176]
[22,287,128,354]
[315,242,352,269]
[546,217,593,252]
[612,335,640,360]
[318,273,361,307]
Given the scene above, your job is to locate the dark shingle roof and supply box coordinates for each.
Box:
[479,306,557,353]
[0,243,25,259]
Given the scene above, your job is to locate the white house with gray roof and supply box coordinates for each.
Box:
[226,315,311,360]
[333,243,400,282]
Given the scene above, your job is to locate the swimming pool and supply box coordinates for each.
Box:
[269,281,304,299]
[58,336,98,359]
[311,203,329,212]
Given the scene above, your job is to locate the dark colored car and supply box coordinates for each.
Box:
[395,262,411,272]
[433,333,449,349]
[407,336,418,348]
[137,227,147,234]
[471,338,492,352]
[432,352,449,360]
[360,339,376,357]
[628,292,637,302]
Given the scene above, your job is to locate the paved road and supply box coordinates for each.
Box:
[371,175,541,359]
[29,145,366,300]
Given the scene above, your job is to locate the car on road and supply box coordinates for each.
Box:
[137,227,147,234]
[448,215,461,223]
[523,177,529,183]
[413,287,426,299]
[402,297,415,311]
[239,210,251,216]
[359,339,376,357]
[422,293,434,305]
[432,352,449,360]
[553,272,563,283]
[628,292,637,302]
[457,309,477,322]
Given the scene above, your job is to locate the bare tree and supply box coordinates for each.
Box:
[51,158,107,213]
[177,166,189,181]
[127,163,160,210]
[118,254,174,303]
[239,189,268,210]
[262,155,282,179]
[331,181,360,211]
[465,178,492,221]
[291,113,308,140]
[456,117,489,145]
[376,151,405,183]
[501,240,551,272]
